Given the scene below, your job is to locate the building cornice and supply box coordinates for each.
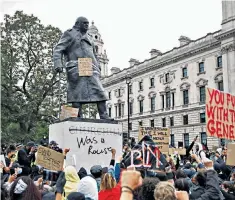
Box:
[215,28,235,40]
[221,43,235,54]
[102,30,221,87]
[116,105,205,122]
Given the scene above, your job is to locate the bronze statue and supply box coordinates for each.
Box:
[53,17,110,119]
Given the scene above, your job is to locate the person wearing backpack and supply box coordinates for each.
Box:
[195,143,210,163]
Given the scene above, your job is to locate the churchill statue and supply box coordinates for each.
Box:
[53,17,110,119]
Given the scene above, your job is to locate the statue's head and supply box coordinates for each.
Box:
[75,17,89,33]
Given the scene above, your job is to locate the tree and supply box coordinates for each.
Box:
[1,11,65,142]
[82,104,98,119]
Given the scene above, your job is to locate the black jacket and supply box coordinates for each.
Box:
[17,148,35,175]
[190,184,205,199]
[18,148,35,167]
[221,190,234,200]
[191,170,223,200]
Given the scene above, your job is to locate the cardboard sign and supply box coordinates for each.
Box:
[49,121,122,172]
[60,105,78,120]
[226,143,235,166]
[78,58,93,76]
[36,146,64,171]
[138,127,170,153]
[169,148,186,155]
[206,88,235,140]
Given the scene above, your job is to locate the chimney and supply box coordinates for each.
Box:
[149,49,162,58]
[178,36,191,46]
[129,58,139,67]
[110,67,121,74]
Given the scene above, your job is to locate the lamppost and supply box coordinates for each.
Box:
[126,74,132,138]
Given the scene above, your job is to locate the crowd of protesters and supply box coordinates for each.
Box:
[0,136,235,200]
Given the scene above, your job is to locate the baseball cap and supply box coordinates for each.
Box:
[27,141,35,147]
[49,140,58,145]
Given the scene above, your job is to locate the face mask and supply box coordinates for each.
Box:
[17,168,22,174]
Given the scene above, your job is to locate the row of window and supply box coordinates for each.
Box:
[182,82,223,106]
[108,56,223,100]
[110,81,223,118]
[182,56,222,78]
[171,135,225,148]
[126,112,206,131]
[170,132,207,148]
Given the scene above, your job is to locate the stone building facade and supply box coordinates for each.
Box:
[101,1,235,149]
[88,21,109,77]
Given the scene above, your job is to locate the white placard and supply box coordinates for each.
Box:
[49,121,123,172]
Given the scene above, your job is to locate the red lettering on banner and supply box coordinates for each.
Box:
[227,93,231,107]
[208,88,214,104]
[206,88,235,140]
[229,125,235,139]
[207,119,216,136]
[215,90,224,105]
[223,123,229,138]
[215,121,223,138]
[223,108,229,122]
[229,109,235,123]
[207,119,235,139]
[232,95,235,107]
[206,105,216,119]
[227,93,235,107]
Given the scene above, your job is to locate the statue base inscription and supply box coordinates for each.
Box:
[49,119,122,172]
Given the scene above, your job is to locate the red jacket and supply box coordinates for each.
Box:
[98,184,121,200]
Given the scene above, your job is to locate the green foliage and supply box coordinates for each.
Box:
[1,11,64,142]
[82,104,98,119]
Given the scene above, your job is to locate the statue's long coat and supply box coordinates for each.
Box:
[53,28,108,103]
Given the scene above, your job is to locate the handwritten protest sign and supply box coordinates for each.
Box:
[36,146,64,171]
[60,105,78,120]
[78,58,93,76]
[226,143,235,166]
[49,121,122,172]
[138,127,170,153]
[206,88,235,140]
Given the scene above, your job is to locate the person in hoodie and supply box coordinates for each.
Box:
[63,166,80,200]
[78,167,88,180]
[77,174,98,200]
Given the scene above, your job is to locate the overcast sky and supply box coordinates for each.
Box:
[1,0,222,70]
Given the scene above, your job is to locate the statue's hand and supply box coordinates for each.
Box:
[55,67,63,73]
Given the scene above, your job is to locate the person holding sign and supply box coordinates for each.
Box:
[53,17,111,119]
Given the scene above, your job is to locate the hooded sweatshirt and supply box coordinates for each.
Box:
[78,167,88,179]
[78,176,98,200]
[63,166,80,200]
